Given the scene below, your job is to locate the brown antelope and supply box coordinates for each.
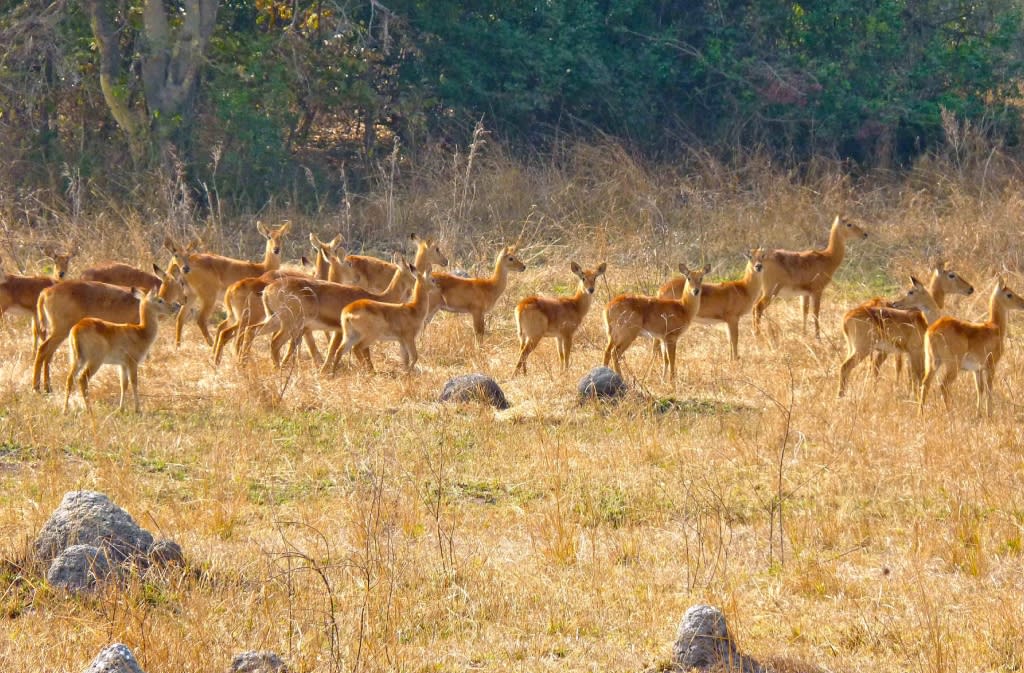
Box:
[427,245,527,338]
[603,263,710,381]
[657,249,767,360]
[0,250,73,348]
[33,268,186,393]
[309,233,345,282]
[63,288,180,413]
[331,266,437,374]
[753,215,869,339]
[919,278,1024,417]
[870,260,975,381]
[211,235,343,365]
[837,276,941,398]
[513,262,607,375]
[339,233,449,292]
[255,257,417,369]
[166,221,291,346]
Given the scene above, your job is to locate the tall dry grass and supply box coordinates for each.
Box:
[2,128,1024,672]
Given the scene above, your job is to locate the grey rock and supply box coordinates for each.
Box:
[230,651,289,673]
[82,643,146,673]
[672,605,764,673]
[439,373,510,410]
[578,366,628,402]
[47,544,113,591]
[34,491,154,565]
[148,539,185,567]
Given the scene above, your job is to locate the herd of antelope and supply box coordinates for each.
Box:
[0,214,1021,417]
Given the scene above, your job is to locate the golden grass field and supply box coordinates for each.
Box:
[2,141,1024,672]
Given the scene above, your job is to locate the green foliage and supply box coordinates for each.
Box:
[0,0,1022,212]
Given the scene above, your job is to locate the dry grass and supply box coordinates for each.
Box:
[3,141,1024,673]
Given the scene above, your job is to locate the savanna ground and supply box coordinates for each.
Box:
[2,135,1024,673]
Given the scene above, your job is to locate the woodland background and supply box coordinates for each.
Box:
[1,0,1023,234]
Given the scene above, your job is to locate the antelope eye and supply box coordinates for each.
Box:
[948,273,956,279]
[845,222,852,227]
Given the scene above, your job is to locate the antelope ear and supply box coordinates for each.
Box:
[152,263,167,279]
[677,263,689,274]
[256,221,269,237]
[309,233,320,247]
[391,252,402,265]
[701,263,711,274]
[277,221,292,235]
[130,286,142,299]
[996,276,1006,289]
[570,261,582,275]
[300,255,311,268]
[742,251,751,261]
[832,214,841,227]
[910,275,924,288]
[596,262,607,275]
[186,237,201,252]
[329,234,344,249]
[410,233,419,243]
[163,236,177,252]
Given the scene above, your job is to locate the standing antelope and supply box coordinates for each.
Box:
[0,250,73,348]
[166,221,291,346]
[331,266,437,374]
[255,258,417,369]
[338,234,449,292]
[427,245,527,338]
[919,278,1024,417]
[211,234,343,365]
[513,262,607,375]
[838,276,942,397]
[63,288,180,413]
[603,263,710,382]
[657,249,766,360]
[754,215,869,339]
[870,260,975,381]
[33,268,186,393]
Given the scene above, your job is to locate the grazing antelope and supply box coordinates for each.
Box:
[63,288,180,413]
[166,221,291,346]
[427,245,527,338]
[870,260,975,381]
[919,278,1024,417]
[837,276,941,398]
[33,268,186,393]
[657,249,767,360]
[256,257,417,369]
[211,235,343,365]
[513,262,607,375]
[603,263,710,381]
[339,233,449,292]
[753,215,869,339]
[331,266,437,374]
[0,250,73,348]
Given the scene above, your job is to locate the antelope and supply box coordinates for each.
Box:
[339,234,449,292]
[871,260,975,379]
[0,250,73,348]
[331,266,437,374]
[919,277,1024,417]
[33,268,186,393]
[211,234,343,365]
[427,245,527,338]
[837,276,941,398]
[753,215,869,339]
[63,288,180,413]
[255,257,417,369]
[603,263,710,381]
[513,262,607,375]
[165,221,291,346]
[657,249,767,360]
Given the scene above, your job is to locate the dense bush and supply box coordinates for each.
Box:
[0,0,1021,215]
